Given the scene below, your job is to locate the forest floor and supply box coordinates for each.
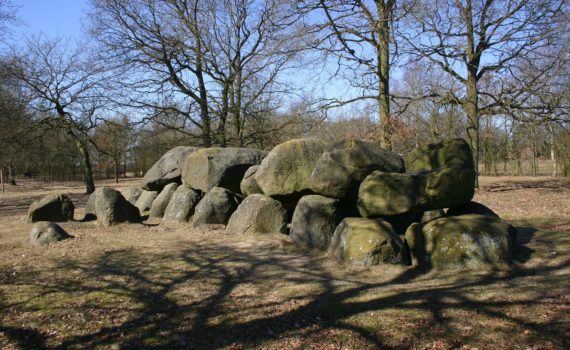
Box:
[0,176,568,350]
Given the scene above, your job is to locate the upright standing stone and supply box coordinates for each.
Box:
[192,187,241,228]
[135,190,158,215]
[226,194,287,234]
[95,187,141,227]
[289,195,344,249]
[163,186,202,224]
[149,183,179,218]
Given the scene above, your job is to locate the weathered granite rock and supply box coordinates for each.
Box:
[28,194,74,223]
[95,187,141,226]
[255,138,326,209]
[182,147,266,194]
[240,165,263,196]
[404,214,514,270]
[226,194,287,234]
[192,187,241,228]
[30,221,71,245]
[289,195,344,249]
[134,190,158,215]
[149,183,179,218]
[328,218,410,266]
[163,186,201,224]
[142,146,199,191]
[309,139,405,199]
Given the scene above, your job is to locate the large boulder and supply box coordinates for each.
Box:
[240,165,263,196]
[163,186,202,224]
[405,138,475,173]
[357,171,425,216]
[149,183,179,218]
[142,146,199,191]
[226,194,287,234]
[28,194,75,223]
[405,138,476,208]
[255,139,326,208]
[328,218,410,266]
[182,147,266,194]
[192,187,241,228]
[289,195,344,249]
[309,139,405,200]
[30,221,71,245]
[357,139,476,216]
[95,187,141,227]
[135,190,158,215]
[446,201,499,218]
[404,214,514,270]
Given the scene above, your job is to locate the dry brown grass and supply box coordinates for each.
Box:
[0,176,568,350]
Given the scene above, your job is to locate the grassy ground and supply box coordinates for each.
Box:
[0,177,568,350]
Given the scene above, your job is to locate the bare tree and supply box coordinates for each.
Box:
[297,0,414,150]
[7,36,112,193]
[94,116,132,183]
[401,0,564,185]
[90,0,303,148]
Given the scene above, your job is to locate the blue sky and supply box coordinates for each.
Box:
[11,0,88,40]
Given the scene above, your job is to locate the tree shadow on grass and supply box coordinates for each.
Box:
[1,240,568,349]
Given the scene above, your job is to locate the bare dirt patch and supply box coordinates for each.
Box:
[0,177,568,349]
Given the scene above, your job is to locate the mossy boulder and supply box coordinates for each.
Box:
[142,146,199,191]
[30,221,71,245]
[289,195,344,249]
[404,214,514,270]
[134,190,158,215]
[149,183,179,218]
[192,187,241,228]
[226,194,287,234]
[328,218,410,266]
[358,139,476,216]
[163,185,202,224]
[405,138,476,209]
[255,138,326,208]
[28,194,75,223]
[405,138,475,173]
[182,147,266,194]
[309,139,405,200]
[240,165,263,196]
[95,187,141,227]
[357,171,425,216]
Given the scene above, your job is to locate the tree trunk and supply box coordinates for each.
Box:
[377,2,392,150]
[548,123,558,177]
[76,139,96,194]
[465,73,480,188]
[8,163,16,185]
[114,158,120,183]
